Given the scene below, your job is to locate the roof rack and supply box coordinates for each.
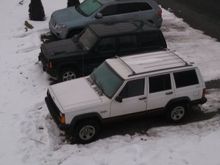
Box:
[118,50,192,77]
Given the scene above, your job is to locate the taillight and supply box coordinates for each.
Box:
[47,61,53,69]
[157,9,162,17]
[202,88,207,97]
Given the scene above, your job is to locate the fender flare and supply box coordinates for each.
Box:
[165,97,191,110]
[70,112,103,128]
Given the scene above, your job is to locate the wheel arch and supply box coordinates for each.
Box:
[165,97,191,110]
[70,112,103,129]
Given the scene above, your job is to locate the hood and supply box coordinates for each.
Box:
[49,78,103,113]
[52,7,86,26]
[41,39,85,58]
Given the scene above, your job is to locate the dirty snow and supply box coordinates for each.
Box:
[0,0,220,165]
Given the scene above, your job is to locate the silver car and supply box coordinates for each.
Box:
[49,0,162,39]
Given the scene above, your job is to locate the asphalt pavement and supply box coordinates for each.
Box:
[158,0,220,41]
[157,0,220,88]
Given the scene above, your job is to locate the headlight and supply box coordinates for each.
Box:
[54,24,67,31]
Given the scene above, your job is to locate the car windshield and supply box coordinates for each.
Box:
[79,28,98,50]
[78,0,102,16]
[90,62,123,98]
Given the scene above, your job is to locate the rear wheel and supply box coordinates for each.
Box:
[167,103,188,123]
[59,68,78,82]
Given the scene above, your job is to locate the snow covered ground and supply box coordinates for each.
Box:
[0,0,220,165]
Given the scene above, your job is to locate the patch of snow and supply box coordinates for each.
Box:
[0,1,220,165]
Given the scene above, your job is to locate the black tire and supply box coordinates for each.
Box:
[59,67,78,82]
[166,103,188,123]
[73,120,100,144]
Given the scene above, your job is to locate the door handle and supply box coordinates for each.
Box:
[165,91,173,95]
[139,97,146,100]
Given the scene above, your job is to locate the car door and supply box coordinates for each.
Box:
[147,73,175,110]
[84,37,117,75]
[110,78,147,117]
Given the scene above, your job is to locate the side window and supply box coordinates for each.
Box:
[149,74,171,93]
[100,2,152,16]
[100,5,117,16]
[119,79,145,98]
[174,70,199,88]
[117,3,152,14]
[95,37,116,53]
[118,35,137,52]
[137,32,162,49]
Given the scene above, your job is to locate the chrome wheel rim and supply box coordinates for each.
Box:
[62,71,76,81]
[79,125,96,141]
[171,106,185,121]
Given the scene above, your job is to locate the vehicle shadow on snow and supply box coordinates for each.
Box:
[98,107,219,140]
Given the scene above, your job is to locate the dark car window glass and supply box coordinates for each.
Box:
[78,0,102,16]
[149,74,171,93]
[91,62,123,98]
[119,79,145,98]
[174,70,199,88]
[96,37,116,53]
[117,3,152,14]
[101,2,152,16]
[138,32,162,48]
[79,28,98,50]
[100,5,117,16]
[118,35,137,52]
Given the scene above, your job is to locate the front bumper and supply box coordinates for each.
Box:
[45,91,69,130]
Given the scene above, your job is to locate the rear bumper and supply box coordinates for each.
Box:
[191,97,207,105]
[45,92,69,130]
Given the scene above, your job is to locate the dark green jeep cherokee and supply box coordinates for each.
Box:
[39,22,167,81]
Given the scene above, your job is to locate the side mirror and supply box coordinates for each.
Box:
[95,13,103,19]
[115,96,122,103]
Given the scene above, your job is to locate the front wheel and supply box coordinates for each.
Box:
[167,103,188,123]
[74,120,100,144]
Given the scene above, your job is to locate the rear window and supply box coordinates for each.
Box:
[174,70,199,88]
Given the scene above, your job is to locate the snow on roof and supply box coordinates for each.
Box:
[107,50,192,79]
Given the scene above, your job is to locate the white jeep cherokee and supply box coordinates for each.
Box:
[45,50,207,143]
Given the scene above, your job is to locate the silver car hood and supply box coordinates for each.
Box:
[52,7,85,25]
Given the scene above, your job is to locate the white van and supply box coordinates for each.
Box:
[45,50,207,143]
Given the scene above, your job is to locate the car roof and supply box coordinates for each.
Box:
[88,21,160,37]
[106,50,195,79]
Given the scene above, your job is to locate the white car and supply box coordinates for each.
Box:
[45,50,207,143]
